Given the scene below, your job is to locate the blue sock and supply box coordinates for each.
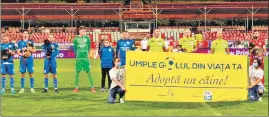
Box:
[10,77,14,90]
[21,78,25,88]
[2,77,6,89]
[53,78,58,89]
[44,78,48,89]
[30,78,34,89]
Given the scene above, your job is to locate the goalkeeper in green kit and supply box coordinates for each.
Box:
[73,26,96,93]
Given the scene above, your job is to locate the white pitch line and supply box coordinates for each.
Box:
[201,102,222,116]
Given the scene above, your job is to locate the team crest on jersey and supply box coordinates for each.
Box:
[78,38,87,47]
[109,49,111,52]
[127,42,130,44]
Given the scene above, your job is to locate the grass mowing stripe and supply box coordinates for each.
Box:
[201,102,222,116]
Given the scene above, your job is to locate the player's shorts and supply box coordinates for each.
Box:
[44,67,57,74]
[43,59,57,74]
[19,58,34,74]
[1,63,15,75]
[76,59,90,72]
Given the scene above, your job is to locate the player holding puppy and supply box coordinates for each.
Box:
[17,30,36,94]
[1,35,17,94]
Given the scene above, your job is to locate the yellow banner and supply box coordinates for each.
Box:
[125,52,248,102]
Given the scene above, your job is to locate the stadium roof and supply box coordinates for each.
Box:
[1,2,268,20]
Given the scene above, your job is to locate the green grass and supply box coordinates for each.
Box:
[1,57,268,116]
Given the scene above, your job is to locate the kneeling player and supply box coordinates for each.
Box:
[1,35,16,94]
[42,34,59,93]
[248,58,264,101]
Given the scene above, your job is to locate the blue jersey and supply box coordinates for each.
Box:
[1,42,16,63]
[17,40,35,62]
[100,46,114,68]
[42,43,59,68]
[116,39,135,66]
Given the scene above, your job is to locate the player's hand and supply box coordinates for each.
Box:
[46,56,51,58]
[8,50,15,55]
[121,87,126,92]
[19,52,24,56]
[22,47,26,51]
[2,56,8,59]
[248,86,253,89]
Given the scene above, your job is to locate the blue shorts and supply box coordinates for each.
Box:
[44,67,57,74]
[43,59,57,74]
[248,85,264,101]
[1,63,15,75]
[19,58,34,74]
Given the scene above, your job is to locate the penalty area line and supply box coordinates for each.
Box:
[201,102,222,116]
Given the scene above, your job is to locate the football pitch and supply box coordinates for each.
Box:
[1,57,268,116]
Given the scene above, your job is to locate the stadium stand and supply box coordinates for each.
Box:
[1,27,121,44]
[2,26,267,45]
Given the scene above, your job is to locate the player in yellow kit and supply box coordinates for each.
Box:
[210,31,230,55]
[148,29,166,52]
[179,30,197,53]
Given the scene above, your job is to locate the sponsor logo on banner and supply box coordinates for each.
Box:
[204,91,212,101]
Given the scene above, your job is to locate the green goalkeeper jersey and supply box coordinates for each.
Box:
[73,35,91,59]
[73,35,91,71]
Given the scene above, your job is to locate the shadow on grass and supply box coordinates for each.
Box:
[3,87,268,113]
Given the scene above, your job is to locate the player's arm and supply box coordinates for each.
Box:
[110,71,125,90]
[73,38,77,54]
[9,43,16,55]
[87,36,91,52]
[225,41,230,54]
[178,39,186,52]
[100,47,103,59]
[115,40,120,57]
[131,40,136,51]
[98,42,102,55]
[162,40,167,52]
[249,72,264,88]
[210,41,215,54]
[263,44,266,55]
[147,40,150,51]
[87,36,91,58]
[193,40,198,53]
[51,44,59,58]
[140,41,143,50]
[112,47,115,58]
[16,41,24,56]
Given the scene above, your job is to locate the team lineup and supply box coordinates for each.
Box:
[1,26,266,103]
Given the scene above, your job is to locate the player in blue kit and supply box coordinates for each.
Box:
[1,35,17,94]
[42,34,59,93]
[17,30,36,94]
[116,31,136,66]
